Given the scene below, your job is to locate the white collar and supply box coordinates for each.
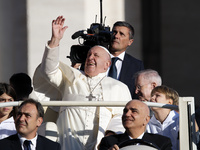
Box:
[86,72,107,80]
[110,51,125,61]
[18,133,38,148]
[129,132,144,139]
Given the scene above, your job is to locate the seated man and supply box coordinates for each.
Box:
[146,85,179,150]
[98,100,172,150]
[0,99,61,150]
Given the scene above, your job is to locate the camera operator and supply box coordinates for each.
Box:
[33,16,132,150]
[108,21,144,99]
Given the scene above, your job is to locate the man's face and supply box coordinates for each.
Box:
[122,100,149,130]
[110,26,133,54]
[15,103,43,139]
[135,75,153,102]
[0,93,14,118]
[84,46,111,77]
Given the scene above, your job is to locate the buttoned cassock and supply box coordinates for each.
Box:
[33,44,132,150]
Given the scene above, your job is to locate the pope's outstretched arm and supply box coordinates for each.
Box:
[40,16,68,75]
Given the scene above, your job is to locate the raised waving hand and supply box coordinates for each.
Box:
[49,16,68,48]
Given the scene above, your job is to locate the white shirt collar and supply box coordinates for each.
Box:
[18,133,38,150]
[110,51,125,61]
[128,132,145,139]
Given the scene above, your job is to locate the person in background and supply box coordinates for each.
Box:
[0,83,17,139]
[135,69,162,102]
[108,21,144,99]
[98,100,172,150]
[0,99,61,150]
[9,73,33,101]
[146,85,179,150]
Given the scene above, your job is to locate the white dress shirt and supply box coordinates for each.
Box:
[18,133,38,150]
[107,52,125,79]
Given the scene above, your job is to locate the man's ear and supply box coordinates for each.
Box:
[144,115,150,126]
[37,117,43,127]
[105,60,111,71]
[128,39,134,46]
[151,82,157,89]
[107,60,111,67]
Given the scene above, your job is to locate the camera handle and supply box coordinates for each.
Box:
[100,0,103,24]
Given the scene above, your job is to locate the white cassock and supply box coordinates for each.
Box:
[33,44,132,150]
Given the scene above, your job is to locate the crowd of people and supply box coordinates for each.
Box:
[0,15,198,150]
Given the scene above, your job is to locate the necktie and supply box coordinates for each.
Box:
[24,140,32,150]
[108,57,118,79]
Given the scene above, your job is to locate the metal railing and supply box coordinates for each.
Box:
[0,101,178,109]
[0,97,197,150]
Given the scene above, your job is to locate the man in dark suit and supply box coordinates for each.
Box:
[0,99,61,150]
[108,21,144,99]
[98,100,172,150]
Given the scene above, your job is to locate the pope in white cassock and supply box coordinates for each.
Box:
[33,16,132,150]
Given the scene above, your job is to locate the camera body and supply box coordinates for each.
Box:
[67,22,112,64]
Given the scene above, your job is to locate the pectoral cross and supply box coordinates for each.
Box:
[86,93,96,101]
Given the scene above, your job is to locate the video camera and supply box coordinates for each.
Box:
[67,0,112,64]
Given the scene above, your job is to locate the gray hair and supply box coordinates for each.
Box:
[135,69,162,86]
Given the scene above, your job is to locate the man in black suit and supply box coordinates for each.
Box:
[108,21,144,99]
[98,100,172,150]
[0,99,61,150]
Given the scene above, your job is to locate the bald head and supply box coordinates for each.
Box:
[125,100,150,116]
[122,100,150,137]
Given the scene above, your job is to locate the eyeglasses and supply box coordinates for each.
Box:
[135,83,150,90]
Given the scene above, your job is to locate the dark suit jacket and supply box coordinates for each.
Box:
[0,134,61,150]
[99,132,172,150]
[119,53,144,99]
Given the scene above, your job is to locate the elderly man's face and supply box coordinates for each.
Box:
[122,100,149,130]
[135,75,153,102]
[84,46,111,77]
